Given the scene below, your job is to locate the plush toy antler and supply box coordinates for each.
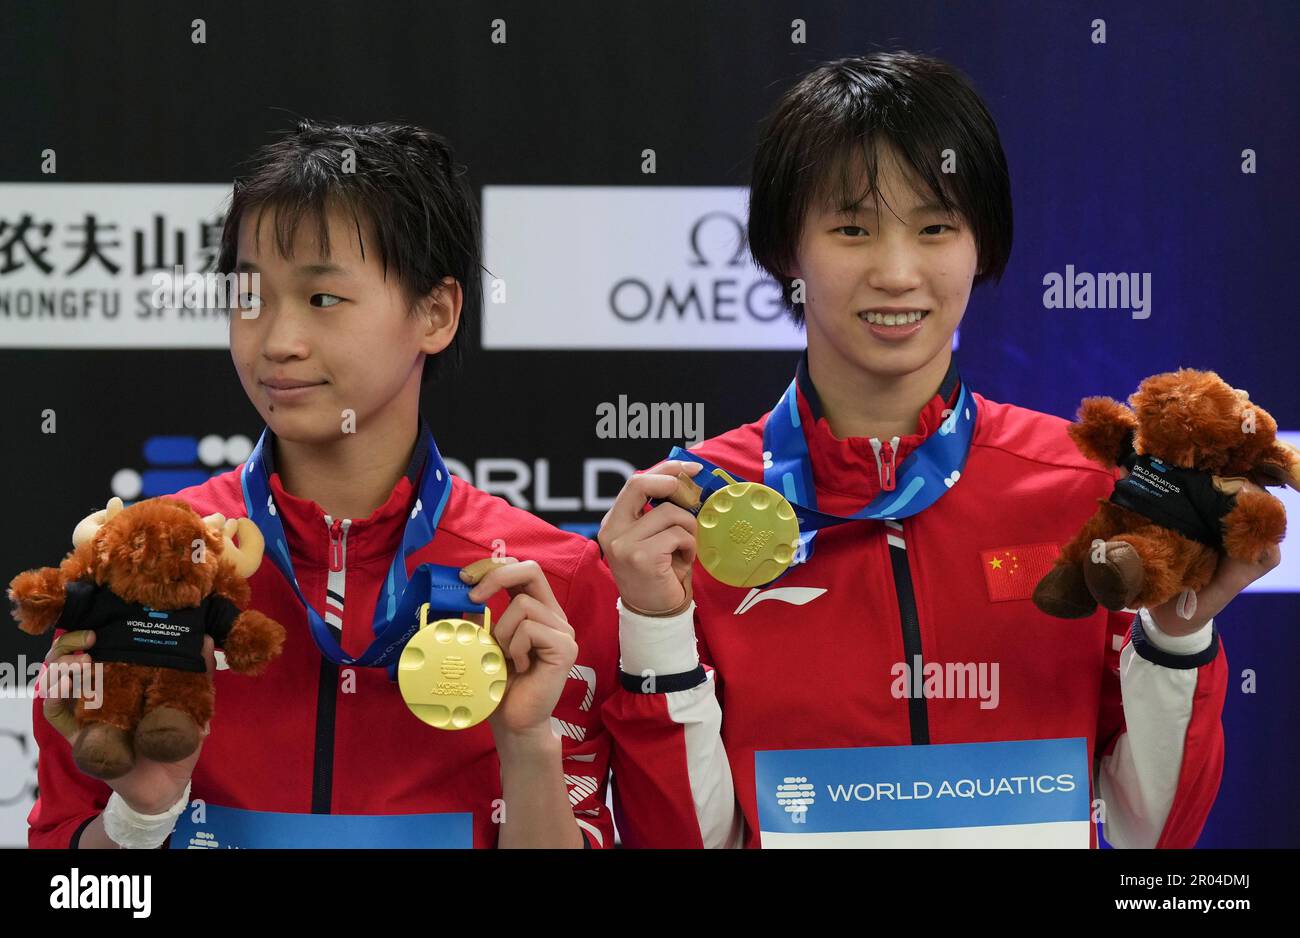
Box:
[71,497,265,579]
[1251,439,1300,491]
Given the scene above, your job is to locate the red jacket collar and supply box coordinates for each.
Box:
[261,421,429,566]
[791,352,961,504]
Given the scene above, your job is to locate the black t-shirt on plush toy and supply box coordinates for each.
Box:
[1110,447,1238,550]
[54,580,240,672]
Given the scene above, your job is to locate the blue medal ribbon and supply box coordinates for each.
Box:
[240,419,483,679]
[666,365,978,577]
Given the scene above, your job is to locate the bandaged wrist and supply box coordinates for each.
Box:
[102,781,192,850]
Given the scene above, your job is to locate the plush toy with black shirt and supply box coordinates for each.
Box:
[8,496,285,779]
[1033,369,1300,619]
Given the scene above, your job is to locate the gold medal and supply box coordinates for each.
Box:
[670,468,801,588]
[398,602,506,730]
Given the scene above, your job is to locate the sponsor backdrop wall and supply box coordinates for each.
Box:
[1,1,1295,846]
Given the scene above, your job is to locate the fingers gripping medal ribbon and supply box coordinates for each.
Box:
[398,558,508,731]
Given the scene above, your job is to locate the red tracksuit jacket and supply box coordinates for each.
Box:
[29,425,619,848]
[604,356,1228,848]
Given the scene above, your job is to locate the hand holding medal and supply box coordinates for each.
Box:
[468,557,579,739]
[663,468,800,589]
[398,557,579,734]
[601,457,802,601]
[598,459,703,615]
[397,557,507,731]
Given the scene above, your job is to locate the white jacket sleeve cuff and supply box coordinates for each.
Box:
[617,599,699,676]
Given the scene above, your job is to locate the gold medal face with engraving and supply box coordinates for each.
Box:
[398,604,507,730]
[696,478,800,588]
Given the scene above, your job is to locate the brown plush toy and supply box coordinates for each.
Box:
[1034,369,1300,619]
[7,496,286,779]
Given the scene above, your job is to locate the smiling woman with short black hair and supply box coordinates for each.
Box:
[599,51,1270,850]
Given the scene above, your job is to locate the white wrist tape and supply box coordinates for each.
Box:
[102,781,192,850]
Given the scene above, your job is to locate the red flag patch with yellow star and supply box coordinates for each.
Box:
[980,543,1062,602]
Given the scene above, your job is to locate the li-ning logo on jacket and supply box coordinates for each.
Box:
[733,587,827,615]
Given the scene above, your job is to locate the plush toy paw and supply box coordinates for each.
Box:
[73,722,135,780]
[1084,540,1145,610]
[1032,564,1098,618]
[1069,397,1138,467]
[7,567,68,635]
[134,706,202,763]
[1222,488,1288,563]
[222,610,287,675]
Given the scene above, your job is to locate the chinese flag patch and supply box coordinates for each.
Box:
[980,543,1062,602]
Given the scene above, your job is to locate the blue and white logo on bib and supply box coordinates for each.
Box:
[756,738,1091,848]
[773,775,816,821]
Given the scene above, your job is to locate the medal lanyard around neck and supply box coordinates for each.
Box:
[240,423,483,676]
[666,376,977,567]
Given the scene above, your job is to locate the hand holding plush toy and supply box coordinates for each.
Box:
[1034,369,1300,619]
[8,496,286,780]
